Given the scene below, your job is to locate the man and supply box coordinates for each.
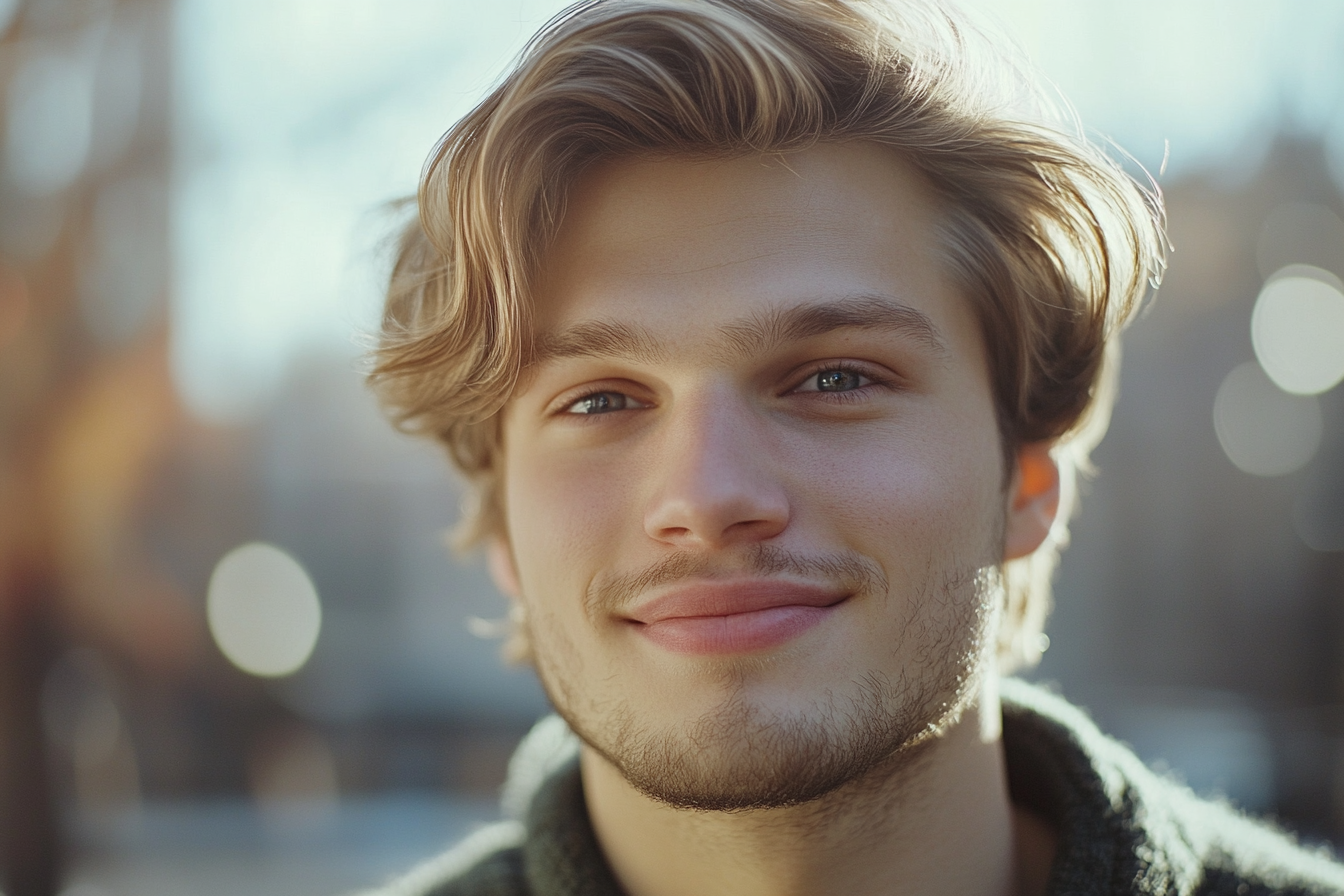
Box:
[362,1,1344,894]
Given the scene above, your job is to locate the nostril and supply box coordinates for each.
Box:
[641,413,790,546]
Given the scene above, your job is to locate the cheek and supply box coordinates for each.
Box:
[502,442,633,600]
[788,411,1004,559]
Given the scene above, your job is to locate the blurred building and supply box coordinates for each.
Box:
[0,1,178,894]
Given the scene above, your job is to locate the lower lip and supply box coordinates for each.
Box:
[635,605,834,655]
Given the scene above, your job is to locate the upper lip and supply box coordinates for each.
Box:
[626,579,849,624]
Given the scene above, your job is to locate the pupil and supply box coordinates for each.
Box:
[583,393,620,413]
[817,370,859,392]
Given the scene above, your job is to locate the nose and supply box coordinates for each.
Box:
[643,390,790,549]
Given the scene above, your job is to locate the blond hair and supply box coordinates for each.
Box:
[369,0,1165,671]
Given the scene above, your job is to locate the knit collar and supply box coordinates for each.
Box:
[999,679,1198,895]
[508,680,1193,896]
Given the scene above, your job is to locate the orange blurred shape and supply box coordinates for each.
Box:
[0,259,30,350]
[42,335,201,672]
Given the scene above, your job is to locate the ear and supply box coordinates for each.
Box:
[1002,442,1060,562]
[487,537,522,599]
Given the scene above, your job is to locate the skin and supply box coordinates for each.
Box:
[492,142,1060,896]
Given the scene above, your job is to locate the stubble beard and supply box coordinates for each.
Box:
[531,546,1001,813]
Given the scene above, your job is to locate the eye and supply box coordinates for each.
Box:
[795,366,874,393]
[563,391,646,415]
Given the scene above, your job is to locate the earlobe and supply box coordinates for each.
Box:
[1002,442,1060,562]
[487,538,522,599]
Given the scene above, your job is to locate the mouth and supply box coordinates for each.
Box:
[625,580,849,655]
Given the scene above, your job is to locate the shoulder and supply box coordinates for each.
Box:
[1000,679,1344,896]
[1171,784,1344,895]
[353,821,527,896]
[353,715,609,896]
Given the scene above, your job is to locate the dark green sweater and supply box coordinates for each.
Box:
[359,681,1344,895]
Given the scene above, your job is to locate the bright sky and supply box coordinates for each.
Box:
[170,0,1344,422]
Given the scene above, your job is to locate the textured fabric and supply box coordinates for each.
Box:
[356,681,1344,896]
[999,680,1344,895]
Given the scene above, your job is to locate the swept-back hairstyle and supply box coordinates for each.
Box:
[369,0,1165,670]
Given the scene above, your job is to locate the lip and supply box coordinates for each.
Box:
[626,580,848,655]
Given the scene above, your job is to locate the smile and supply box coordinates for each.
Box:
[626,580,848,655]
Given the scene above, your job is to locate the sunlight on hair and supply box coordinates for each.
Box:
[207,542,322,678]
[1251,266,1344,396]
[1213,362,1322,477]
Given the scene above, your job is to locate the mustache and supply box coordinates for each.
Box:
[585,544,888,616]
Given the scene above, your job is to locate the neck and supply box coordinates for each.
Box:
[580,676,1051,896]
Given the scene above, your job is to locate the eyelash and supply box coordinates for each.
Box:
[552,361,893,419]
[790,361,891,401]
[553,384,647,418]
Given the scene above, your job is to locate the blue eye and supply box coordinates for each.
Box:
[814,369,866,392]
[567,392,632,414]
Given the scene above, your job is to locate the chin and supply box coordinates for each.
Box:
[557,662,979,812]
[535,559,1003,812]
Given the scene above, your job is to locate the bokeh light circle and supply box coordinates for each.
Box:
[207,542,321,678]
[1213,362,1322,477]
[1293,492,1344,553]
[1251,267,1344,395]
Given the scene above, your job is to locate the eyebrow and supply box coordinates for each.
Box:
[528,294,947,367]
[719,294,947,360]
[531,318,671,366]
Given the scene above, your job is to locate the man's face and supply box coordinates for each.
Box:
[496,143,1035,810]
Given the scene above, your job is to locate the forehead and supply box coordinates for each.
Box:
[532,142,971,359]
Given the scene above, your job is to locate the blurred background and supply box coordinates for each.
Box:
[0,0,1342,893]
